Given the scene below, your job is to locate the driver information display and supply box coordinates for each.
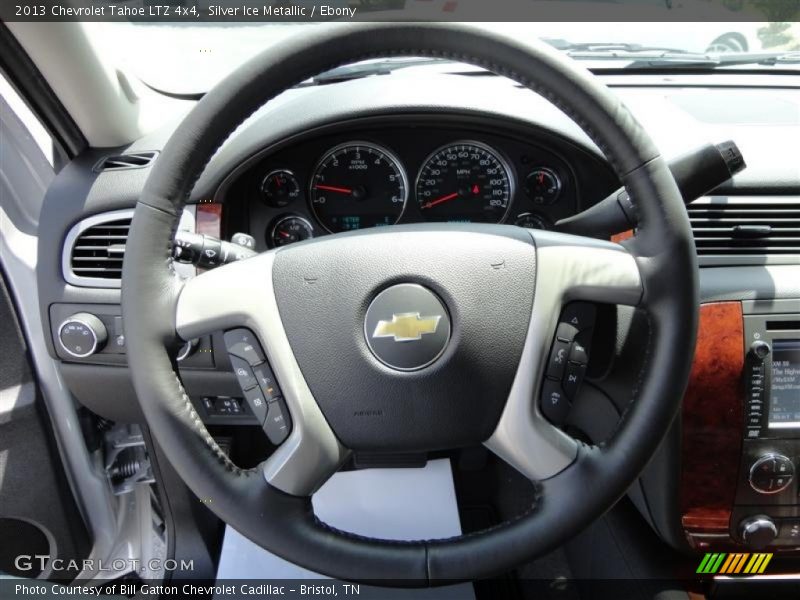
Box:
[769,340,800,426]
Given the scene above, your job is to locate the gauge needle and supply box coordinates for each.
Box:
[421,192,459,210]
[279,231,291,239]
[314,184,353,194]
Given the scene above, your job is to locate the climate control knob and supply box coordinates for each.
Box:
[739,515,778,550]
[749,453,794,494]
[58,313,107,358]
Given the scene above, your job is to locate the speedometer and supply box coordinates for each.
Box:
[416,141,513,223]
[309,142,408,233]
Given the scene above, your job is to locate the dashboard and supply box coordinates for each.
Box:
[217,116,618,248]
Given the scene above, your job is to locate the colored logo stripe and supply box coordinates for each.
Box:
[697,553,773,575]
[697,553,726,574]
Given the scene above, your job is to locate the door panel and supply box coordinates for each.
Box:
[0,274,90,580]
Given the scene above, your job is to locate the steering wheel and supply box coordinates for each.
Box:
[122,23,698,584]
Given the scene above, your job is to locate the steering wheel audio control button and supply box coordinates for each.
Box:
[546,339,571,380]
[555,322,579,343]
[569,341,589,365]
[541,379,570,425]
[264,398,291,445]
[224,329,266,366]
[242,386,269,425]
[563,362,587,400]
[230,356,258,391]
[560,302,597,332]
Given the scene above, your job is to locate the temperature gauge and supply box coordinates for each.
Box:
[525,167,561,205]
[270,215,314,247]
[262,170,300,207]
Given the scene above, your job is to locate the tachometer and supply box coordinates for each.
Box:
[309,142,408,233]
[416,141,513,223]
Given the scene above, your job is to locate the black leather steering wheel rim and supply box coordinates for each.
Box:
[122,23,698,584]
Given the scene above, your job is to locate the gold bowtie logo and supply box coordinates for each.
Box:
[372,312,441,342]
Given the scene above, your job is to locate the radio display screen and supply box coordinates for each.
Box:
[768,340,800,427]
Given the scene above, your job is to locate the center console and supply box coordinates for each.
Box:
[732,312,800,548]
[681,299,800,552]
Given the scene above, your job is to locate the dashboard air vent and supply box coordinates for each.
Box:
[64,210,134,288]
[688,197,800,260]
[94,151,157,172]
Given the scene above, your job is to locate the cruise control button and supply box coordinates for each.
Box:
[563,362,587,400]
[264,397,291,445]
[223,329,265,366]
[547,340,570,380]
[541,379,570,425]
[242,386,269,425]
[252,363,281,401]
[230,356,258,391]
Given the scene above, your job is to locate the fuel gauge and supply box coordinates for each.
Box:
[270,215,314,247]
[514,212,550,230]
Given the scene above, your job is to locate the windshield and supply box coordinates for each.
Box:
[85,20,800,96]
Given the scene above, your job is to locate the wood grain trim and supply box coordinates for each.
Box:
[196,203,222,238]
[610,229,634,243]
[680,301,745,537]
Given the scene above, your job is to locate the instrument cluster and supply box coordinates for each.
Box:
[219,120,617,250]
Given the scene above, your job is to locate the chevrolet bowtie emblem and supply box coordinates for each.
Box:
[372,312,442,342]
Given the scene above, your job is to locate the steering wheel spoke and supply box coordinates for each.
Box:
[485,230,642,482]
[175,252,348,496]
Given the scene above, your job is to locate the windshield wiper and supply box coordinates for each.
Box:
[625,51,800,69]
[300,58,453,86]
[546,39,696,55]
[546,39,800,70]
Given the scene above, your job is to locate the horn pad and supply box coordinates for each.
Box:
[364,283,452,372]
[272,225,536,452]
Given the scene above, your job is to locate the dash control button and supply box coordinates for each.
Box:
[224,329,265,366]
[749,454,794,495]
[780,520,800,542]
